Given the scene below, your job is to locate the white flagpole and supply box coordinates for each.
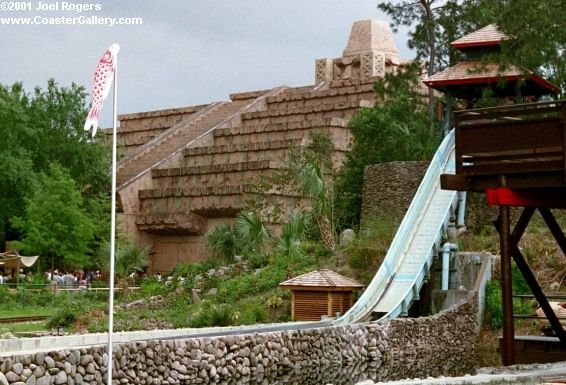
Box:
[107,52,118,385]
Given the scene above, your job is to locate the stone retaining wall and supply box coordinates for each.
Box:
[0,298,477,385]
[361,162,430,228]
[361,162,501,233]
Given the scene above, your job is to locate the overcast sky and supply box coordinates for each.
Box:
[1,0,413,127]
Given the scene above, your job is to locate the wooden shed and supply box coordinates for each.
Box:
[279,269,364,321]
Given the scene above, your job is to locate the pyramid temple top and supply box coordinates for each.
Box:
[315,20,402,84]
[343,20,400,61]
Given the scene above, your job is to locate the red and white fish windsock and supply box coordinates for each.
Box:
[84,43,120,137]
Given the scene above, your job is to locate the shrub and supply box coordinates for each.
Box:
[265,295,284,309]
[0,285,16,308]
[205,223,240,263]
[239,302,267,325]
[485,280,503,329]
[174,261,216,278]
[139,278,165,297]
[345,218,396,283]
[512,263,530,295]
[247,253,270,269]
[47,307,77,329]
[187,302,234,328]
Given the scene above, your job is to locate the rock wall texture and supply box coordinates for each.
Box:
[361,161,430,228]
[361,162,502,234]
[0,298,477,385]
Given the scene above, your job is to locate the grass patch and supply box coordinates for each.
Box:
[0,307,55,318]
[0,321,49,335]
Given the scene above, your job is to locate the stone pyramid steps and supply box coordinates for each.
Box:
[138,183,301,223]
[181,139,302,167]
[212,121,351,151]
[117,104,212,159]
[134,81,373,226]
[148,160,274,190]
[116,100,249,187]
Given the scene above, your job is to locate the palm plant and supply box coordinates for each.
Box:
[234,211,271,255]
[277,210,311,277]
[205,223,240,263]
[289,134,337,250]
[96,240,149,288]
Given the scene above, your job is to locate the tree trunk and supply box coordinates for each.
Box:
[421,0,436,120]
[319,216,336,251]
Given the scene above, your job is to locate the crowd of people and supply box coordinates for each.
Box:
[0,267,158,287]
[0,269,26,284]
[46,269,102,287]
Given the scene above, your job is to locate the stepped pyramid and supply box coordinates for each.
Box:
[115,20,406,272]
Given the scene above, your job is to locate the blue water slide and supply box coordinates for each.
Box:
[335,130,460,324]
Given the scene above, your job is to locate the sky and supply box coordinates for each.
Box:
[1,0,413,127]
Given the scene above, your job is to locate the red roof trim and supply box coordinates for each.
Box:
[424,75,513,87]
[530,75,561,94]
[424,74,560,94]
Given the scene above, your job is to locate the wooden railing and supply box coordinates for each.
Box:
[454,100,566,179]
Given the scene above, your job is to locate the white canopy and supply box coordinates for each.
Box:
[0,250,39,269]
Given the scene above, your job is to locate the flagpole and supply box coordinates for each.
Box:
[107,52,118,385]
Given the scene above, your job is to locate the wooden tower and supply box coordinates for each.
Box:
[427,24,563,365]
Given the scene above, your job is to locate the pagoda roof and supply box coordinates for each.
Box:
[279,269,364,290]
[451,24,511,49]
[423,61,560,99]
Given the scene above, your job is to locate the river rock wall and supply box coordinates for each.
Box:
[361,162,430,229]
[0,297,477,385]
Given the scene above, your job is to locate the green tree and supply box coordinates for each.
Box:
[379,0,566,97]
[378,0,446,115]
[337,64,440,229]
[0,80,110,251]
[27,80,110,193]
[466,0,566,97]
[0,83,38,247]
[12,164,97,269]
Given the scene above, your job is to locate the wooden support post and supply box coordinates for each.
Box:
[539,207,566,257]
[510,208,566,345]
[499,205,515,365]
[495,207,566,349]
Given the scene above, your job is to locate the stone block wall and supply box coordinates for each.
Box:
[361,161,430,228]
[0,298,477,385]
[115,105,211,158]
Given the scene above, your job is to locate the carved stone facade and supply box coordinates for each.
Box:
[114,20,405,272]
[315,20,403,84]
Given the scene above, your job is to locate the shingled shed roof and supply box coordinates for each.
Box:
[451,24,510,49]
[279,269,364,290]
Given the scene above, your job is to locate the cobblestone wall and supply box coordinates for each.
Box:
[361,162,430,228]
[0,298,477,385]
